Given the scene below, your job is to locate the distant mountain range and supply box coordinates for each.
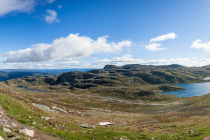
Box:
[0,69,94,81]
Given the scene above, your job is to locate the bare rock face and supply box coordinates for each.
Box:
[44,76,57,84]
[19,128,35,137]
[56,72,96,84]
[3,128,12,133]
[103,65,122,70]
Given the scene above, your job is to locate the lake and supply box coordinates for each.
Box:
[160,82,210,97]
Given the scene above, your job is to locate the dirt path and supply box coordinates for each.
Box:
[0,104,63,140]
[203,136,210,140]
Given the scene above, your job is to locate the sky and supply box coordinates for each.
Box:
[1,0,210,69]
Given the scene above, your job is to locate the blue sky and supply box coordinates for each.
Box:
[1,0,210,69]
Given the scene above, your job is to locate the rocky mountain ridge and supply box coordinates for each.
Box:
[6,64,210,86]
[4,64,210,98]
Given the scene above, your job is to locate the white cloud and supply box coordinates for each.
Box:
[1,55,210,69]
[45,9,60,24]
[145,43,166,51]
[93,54,143,66]
[190,39,210,52]
[150,32,177,42]
[3,34,132,63]
[46,0,56,4]
[58,5,62,9]
[92,56,210,68]
[0,0,35,17]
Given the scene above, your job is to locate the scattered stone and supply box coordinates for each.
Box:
[99,122,114,125]
[80,124,95,129]
[11,123,17,127]
[19,128,35,137]
[4,125,10,128]
[3,128,12,133]
[8,136,21,140]
[32,103,56,112]
[52,106,68,113]
[44,117,50,121]
[120,136,128,140]
[41,116,50,120]
[189,130,196,134]
[32,121,36,125]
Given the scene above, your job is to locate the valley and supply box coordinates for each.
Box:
[0,64,210,139]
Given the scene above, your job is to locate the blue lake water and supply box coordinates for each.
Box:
[160,82,210,97]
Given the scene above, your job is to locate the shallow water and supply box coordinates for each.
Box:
[17,86,46,92]
[160,82,210,97]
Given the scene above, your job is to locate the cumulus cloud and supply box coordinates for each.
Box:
[0,0,35,17]
[150,32,177,42]
[92,56,210,68]
[44,9,60,24]
[145,32,177,51]
[1,55,210,69]
[3,34,132,63]
[92,54,143,67]
[190,39,210,52]
[145,43,166,51]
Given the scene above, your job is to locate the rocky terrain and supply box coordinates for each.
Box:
[5,64,210,100]
[1,64,210,139]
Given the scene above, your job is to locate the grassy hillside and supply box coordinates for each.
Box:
[0,81,210,139]
[1,64,210,139]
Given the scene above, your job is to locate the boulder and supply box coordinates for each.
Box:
[3,128,12,133]
[11,123,17,127]
[19,128,34,137]
[80,124,95,129]
[8,136,21,140]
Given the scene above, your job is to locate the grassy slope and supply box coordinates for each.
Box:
[0,84,210,139]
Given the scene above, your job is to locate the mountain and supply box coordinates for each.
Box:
[5,64,210,99]
[1,64,210,139]
[0,69,93,81]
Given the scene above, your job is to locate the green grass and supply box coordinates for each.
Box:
[1,92,210,139]
[0,93,153,140]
